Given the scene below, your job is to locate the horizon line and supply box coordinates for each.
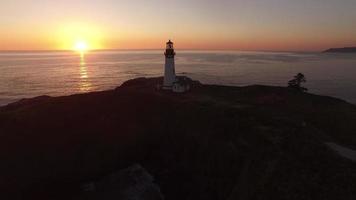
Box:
[0,48,320,53]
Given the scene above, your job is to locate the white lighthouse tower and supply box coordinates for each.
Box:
[163,40,176,89]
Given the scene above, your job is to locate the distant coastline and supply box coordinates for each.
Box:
[323,47,356,53]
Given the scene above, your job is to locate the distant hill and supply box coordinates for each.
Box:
[324,47,356,53]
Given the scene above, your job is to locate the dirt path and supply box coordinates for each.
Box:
[325,142,356,161]
[227,157,252,200]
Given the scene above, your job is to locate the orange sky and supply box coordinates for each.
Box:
[1,0,356,51]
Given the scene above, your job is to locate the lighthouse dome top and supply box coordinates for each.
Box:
[166,40,174,50]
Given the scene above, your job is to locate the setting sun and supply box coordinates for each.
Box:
[74,41,89,52]
[54,22,105,51]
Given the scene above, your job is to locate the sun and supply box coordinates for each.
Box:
[56,22,106,50]
[74,40,89,52]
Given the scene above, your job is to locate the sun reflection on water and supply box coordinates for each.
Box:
[79,52,92,92]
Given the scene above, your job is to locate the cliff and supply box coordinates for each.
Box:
[1,77,356,199]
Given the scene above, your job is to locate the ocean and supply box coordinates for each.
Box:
[1,50,356,106]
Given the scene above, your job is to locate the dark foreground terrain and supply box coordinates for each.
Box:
[1,77,356,200]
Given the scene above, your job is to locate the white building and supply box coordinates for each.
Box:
[162,40,190,93]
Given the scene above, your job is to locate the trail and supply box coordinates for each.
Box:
[227,157,252,200]
[326,142,356,161]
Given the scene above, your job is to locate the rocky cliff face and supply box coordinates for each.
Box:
[0,77,356,200]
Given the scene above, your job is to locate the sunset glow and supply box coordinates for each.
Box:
[74,40,89,52]
[0,0,356,51]
[54,22,105,51]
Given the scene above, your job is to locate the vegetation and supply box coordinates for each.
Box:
[288,73,308,92]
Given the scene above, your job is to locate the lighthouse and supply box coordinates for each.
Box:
[161,40,190,93]
[163,40,176,89]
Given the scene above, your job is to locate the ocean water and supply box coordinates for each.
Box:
[1,50,356,106]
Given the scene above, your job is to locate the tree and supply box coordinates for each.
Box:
[288,73,308,92]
